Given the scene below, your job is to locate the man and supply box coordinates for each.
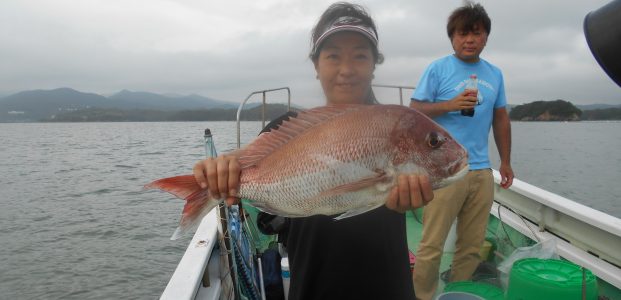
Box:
[410,2,514,299]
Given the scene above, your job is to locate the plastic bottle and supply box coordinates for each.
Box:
[281,256,290,300]
[204,128,217,158]
[461,74,477,117]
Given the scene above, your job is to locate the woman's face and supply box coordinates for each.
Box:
[314,31,375,105]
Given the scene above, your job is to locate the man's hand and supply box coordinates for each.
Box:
[448,90,478,112]
[499,164,514,189]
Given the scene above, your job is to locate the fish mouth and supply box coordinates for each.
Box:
[449,164,469,181]
[435,163,469,189]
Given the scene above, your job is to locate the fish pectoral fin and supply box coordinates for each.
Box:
[318,170,389,198]
[334,203,385,220]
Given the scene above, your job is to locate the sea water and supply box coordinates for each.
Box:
[0,120,619,299]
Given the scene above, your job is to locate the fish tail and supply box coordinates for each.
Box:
[144,175,221,240]
[171,193,220,240]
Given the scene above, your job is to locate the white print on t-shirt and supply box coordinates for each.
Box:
[454,78,494,105]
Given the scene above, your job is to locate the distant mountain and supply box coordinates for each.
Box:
[0,88,108,122]
[576,104,621,111]
[0,88,236,122]
[3,88,617,123]
[44,103,298,122]
[581,108,621,120]
[108,90,236,110]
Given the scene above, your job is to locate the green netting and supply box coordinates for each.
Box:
[240,199,278,253]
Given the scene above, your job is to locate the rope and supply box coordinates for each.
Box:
[496,201,541,251]
[230,206,262,300]
[582,267,586,300]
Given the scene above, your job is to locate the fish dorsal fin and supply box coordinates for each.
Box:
[238,104,363,168]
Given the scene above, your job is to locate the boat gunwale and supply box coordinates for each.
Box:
[493,170,621,237]
[160,209,220,300]
[491,170,621,289]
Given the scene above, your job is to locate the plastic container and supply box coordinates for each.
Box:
[506,258,598,300]
[443,220,457,253]
[479,240,493,261]
[444,281,504,300]
[204,128,217,158]
[409,250,416,271]
[281,257,290,300]
[435,291,484,300]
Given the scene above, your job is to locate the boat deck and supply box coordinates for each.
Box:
[163,182,621,300]
[406,202,621,299]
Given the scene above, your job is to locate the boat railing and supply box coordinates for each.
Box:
[372,84,415,105]
[160,209,221,300]
[492,169,621,289]
[236,87,291,149]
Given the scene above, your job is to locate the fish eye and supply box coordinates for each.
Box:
[427,132,443,148]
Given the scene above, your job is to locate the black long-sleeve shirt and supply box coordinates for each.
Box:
[260,111,415,300]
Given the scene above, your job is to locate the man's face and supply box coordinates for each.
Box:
[451,23,488,63]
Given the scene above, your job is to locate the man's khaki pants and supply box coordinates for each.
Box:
[413,169,494,300]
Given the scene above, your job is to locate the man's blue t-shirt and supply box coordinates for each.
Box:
[412,55,507,170]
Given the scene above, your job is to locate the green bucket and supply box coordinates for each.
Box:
[506,258,598,300]
[444,281,504,300]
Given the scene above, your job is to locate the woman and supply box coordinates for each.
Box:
[193,3,432,299]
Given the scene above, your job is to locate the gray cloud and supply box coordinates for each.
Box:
[0,0,618,107]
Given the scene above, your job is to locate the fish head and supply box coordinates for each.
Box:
[389,107,469,190]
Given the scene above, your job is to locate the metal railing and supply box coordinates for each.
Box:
[372,84,415,105]
[236,87,291,148]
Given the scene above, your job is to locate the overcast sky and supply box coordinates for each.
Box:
[1,0,619,107]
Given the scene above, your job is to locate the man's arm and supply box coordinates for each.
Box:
[492,107,514,188]
[409,100,451,118]
[410,91,477,118]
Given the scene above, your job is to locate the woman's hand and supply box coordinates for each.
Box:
[385,174,434,213]
[193,155,241,206]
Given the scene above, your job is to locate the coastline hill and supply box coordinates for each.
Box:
[0,88,235,122]
[509,100,582,121]
[2,88,619,122]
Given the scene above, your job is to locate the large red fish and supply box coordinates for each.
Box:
[146,104,468,239]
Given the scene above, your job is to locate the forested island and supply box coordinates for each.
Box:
[509,100,621,121]
[509,100,581,121]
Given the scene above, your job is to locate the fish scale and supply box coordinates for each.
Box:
[145,104,469,239]
[239,153,390,216]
